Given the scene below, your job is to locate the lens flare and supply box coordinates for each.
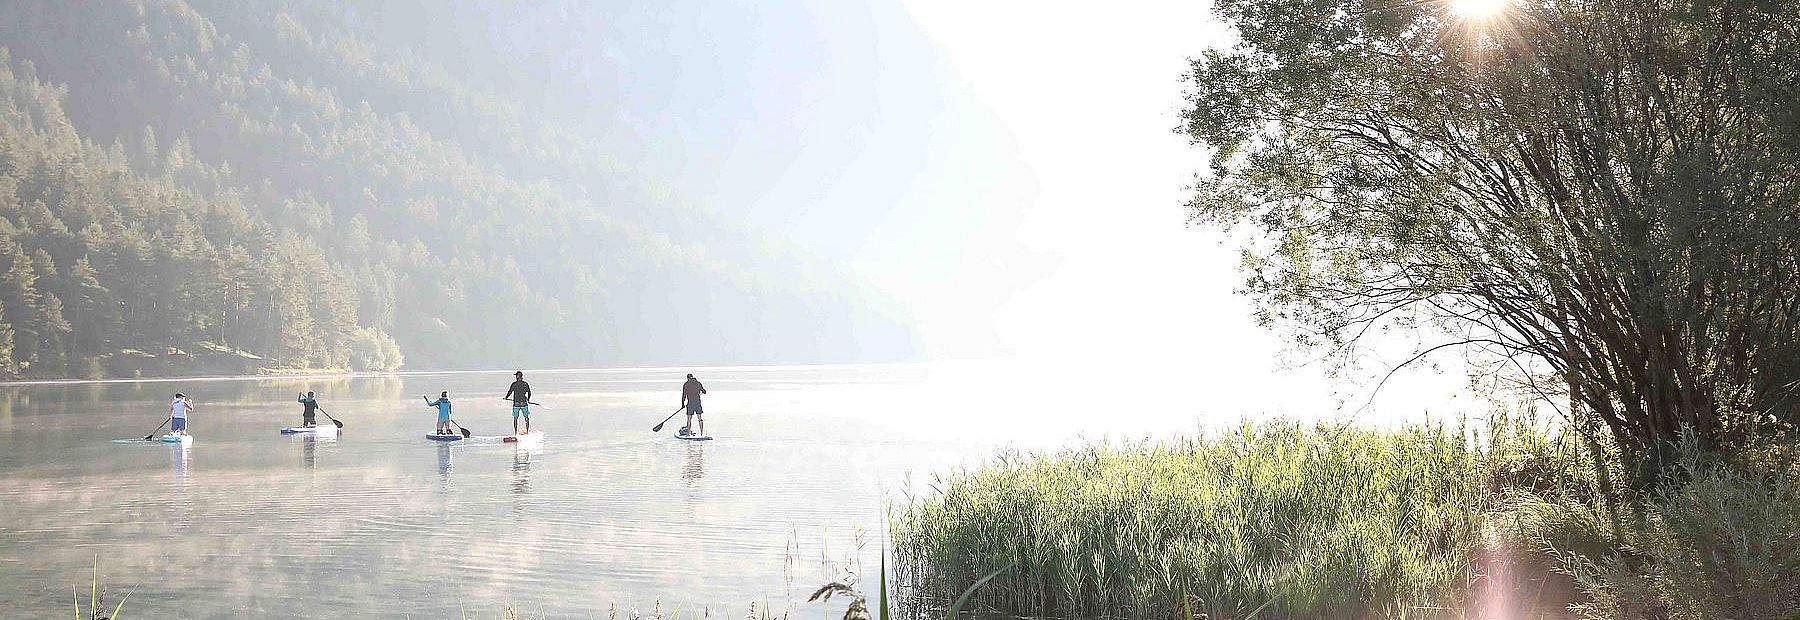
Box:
[1449,0,1508,18]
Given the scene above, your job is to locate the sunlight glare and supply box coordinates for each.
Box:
[1449,0,1507,19]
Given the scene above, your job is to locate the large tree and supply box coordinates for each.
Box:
[1181,0,1800,469]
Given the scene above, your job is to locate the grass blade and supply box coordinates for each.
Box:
[946,561,1015,620]
[111,585,137,620]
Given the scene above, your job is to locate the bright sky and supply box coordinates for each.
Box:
[505,0,1481,426]
[876,0,1476,425]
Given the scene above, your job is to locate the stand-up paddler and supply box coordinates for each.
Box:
[296,391,320,427]
[170,393,195,436]
[424,391,454,435]
[505,371,532,435]
[680,374,707,437]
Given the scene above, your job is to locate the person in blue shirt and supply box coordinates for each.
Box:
[423,391,454,435]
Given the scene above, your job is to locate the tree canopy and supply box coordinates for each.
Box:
[1181,0,1800,466]
[0,0,918,378]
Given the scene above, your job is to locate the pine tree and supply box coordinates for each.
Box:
[65,256,112,358]
[31,292,70,375]
[0,243,42,369]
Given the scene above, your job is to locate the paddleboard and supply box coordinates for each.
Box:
[675,430,713,441]
[160,434,192,444]
[281,425,338,435]
[502,432,545,444]
[425,433,465,442]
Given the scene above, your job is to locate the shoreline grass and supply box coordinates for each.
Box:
[893,416,1799,619]
[893,420,1503,619]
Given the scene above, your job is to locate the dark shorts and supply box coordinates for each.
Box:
[171,417,188,432]
[687,401,703,414]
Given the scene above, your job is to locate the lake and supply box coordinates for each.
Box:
[0,362,1226,618]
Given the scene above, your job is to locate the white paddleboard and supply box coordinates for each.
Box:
[675,430,713,441]
[160,434,192,444]
[281,425,338,435]
[502,432,545,444]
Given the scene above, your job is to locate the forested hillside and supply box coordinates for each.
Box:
[0,0,917,378]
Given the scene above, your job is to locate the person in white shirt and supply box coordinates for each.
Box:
[170,393,195,436]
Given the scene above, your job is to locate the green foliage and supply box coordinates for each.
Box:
[349,326,404,372]
[894,421,1499,619]
[1502,436,1800,619]
[899,416,1800,619]
[0,0,917,378]
[1180,0,1800,468]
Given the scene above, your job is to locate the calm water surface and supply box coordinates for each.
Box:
[0,363,1207,618]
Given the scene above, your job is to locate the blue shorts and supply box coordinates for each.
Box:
[687,402,703,414]
[512,405,530,418]
[171,417,187,432]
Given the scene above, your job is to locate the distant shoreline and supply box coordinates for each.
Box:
[0,369,383,387]
[0,361,929,386]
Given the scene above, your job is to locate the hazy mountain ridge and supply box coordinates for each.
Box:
[0,0,918,378]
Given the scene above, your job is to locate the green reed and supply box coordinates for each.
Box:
[892,419,1527,619]
[72,556,131,620]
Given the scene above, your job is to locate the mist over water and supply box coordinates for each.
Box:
[0,363,1259,617]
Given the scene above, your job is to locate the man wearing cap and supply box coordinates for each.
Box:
[504,371,532,435]
[680,373,707,437]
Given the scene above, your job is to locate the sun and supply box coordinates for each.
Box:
[1448,0,1508,19]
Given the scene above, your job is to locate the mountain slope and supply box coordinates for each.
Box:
[0,0,918,378]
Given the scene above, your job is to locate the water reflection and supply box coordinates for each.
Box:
[170,443,190,481]
[682,442,706,484]
[510,446,534,498]
[0,390,16,428]
[437,443,455,479]
[170,443,192,529]
[301,434,319,470]
[0,365,956,617]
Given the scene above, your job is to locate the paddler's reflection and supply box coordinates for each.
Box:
[682,441,705,483]
[170,443,193,527]
[436,443,454,477]
[301,434,319,470]
[170,443,191,481]
[510,446,532,497]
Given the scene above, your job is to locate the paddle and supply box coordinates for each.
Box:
[650,405,688,433]
[142,416,172,441]
[315,406,345,429]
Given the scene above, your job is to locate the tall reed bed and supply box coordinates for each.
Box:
[892,420,1516,619]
